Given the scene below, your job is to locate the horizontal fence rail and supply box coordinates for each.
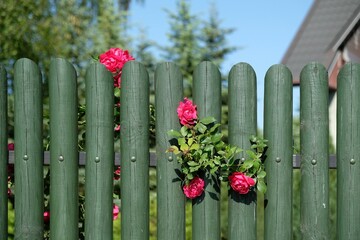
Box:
[6,151,337,168]
[1,58,360,240]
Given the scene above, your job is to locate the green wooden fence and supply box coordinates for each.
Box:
[1,58,360,239]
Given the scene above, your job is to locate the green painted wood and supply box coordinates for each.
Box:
[300,62,329,239]
[336,62,360,239]
[84,62,114,239]
[227,62,257,240]
[0,64,7,239]
[192,61,222,240]
[120,61,150,240]
[263,64,293,239]
[13,58,44,239]
[155,62,185,240]
[49,58,79,239]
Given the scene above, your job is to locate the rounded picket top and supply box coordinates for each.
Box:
[229,62,256,78]
[14,58,40,80]
[50,57,77,75]
[122,60,148,79]
[193,61,222,119]
[228,62,257,137]
[337,62,360,90]
[300,62,328,84]
[265,64,292,81]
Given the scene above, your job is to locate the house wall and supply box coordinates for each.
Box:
[329,91,337,149]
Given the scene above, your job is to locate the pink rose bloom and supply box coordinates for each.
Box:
[99,48,135,73]
[113,205,120,220]
[113,72,122,88]
[44,211,50,222]
[177,98,197,126]
[113,166,121,180]
[183,176,204,199]
[229,172,255,194]
[8,143,14,151]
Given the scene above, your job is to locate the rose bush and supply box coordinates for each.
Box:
[182,176,205,199]
[168,98,267,199]
[228,172,255,194]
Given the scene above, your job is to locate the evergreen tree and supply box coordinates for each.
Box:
[89,0,129,55]
[162,0,202,88]
[199,4,237,69]
[162,0,238,95]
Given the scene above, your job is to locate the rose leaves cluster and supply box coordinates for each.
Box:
[168,98,267,199]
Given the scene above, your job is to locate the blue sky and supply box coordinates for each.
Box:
[128,0,313,128]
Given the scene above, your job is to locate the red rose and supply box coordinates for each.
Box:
[113,72,122,88]
[113,205,120,220]
[177,98,197,126]
[99,48,135,73]
[183,176,204,199]
[114,166,121,180]
[229,172,255,194]
[44,211,50,222]
[8,143,14,151]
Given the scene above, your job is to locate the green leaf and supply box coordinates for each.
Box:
[114,87,121,97]
[257,170,266,178]
[210,166,219,174]
[211,133,223,143]
[188,137,194,146]
[180,143,189,151]
[180,126,188,136]
[243,159,254,169]
[187,161,198,166]
[190,143,200,150]
[178,138,186,146]
[257,180,267,194]
[166,146,180,155]
[201,137,212,144]
[246,150,257,159]
[167,129,182,138]
[204,145,214,152]
[196,122,207,133]
[209,123,221,133]
[200,116,216,125]
[213,158,221,165]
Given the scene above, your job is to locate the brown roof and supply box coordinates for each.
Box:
[281,0,360,89]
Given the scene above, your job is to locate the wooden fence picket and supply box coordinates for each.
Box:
[14,58,44,239]
[337,63,360,239]
[264,64,293,239]
[0,62,8,240]
[192,61,222,240]
[155,62,185,240]
[49,58,79,239]
[120,61,150,239]
[227,62,257,239]
[300,62,330,239]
